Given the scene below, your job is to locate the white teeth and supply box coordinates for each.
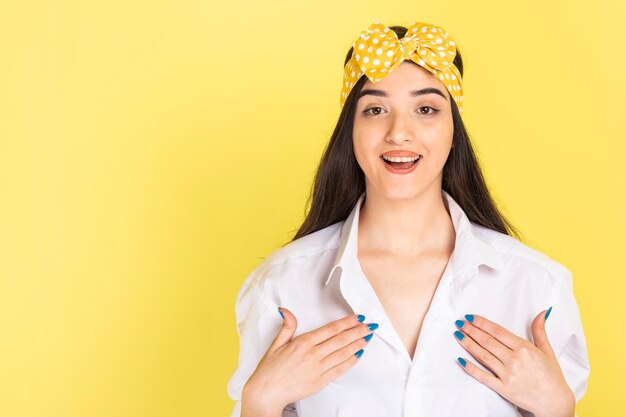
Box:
[382,155,420,162]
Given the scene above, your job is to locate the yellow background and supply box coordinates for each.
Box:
[0,0,623,416]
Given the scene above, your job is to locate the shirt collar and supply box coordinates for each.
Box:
[323,189,505,291]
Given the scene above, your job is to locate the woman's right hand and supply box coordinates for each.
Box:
[241,307,378,417]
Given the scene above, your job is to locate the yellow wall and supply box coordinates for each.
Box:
[0,0,623,416]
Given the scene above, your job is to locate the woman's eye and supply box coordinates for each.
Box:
[362,106,439,116]
[417,106,439,115]
[363,106,384,116]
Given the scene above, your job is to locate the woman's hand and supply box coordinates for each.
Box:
[241,308,378,417]
[453,308,576,417]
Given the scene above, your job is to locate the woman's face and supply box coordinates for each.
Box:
[352,61,454,200]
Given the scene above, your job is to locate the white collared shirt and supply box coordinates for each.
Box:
[227,190,590,417]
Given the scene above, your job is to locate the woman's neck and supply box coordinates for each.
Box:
[358,188,456,258]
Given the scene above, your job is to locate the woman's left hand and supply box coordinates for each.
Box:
[453,309,576,417]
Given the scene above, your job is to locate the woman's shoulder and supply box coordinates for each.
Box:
[238,221,345,296]
[265,220,344,267]
[470,222,573,289]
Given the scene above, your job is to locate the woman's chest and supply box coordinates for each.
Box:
[357,252,451,360]
[295,327,521,417]
[282,251,546,416]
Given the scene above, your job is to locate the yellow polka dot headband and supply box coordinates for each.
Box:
[340,20,463,114]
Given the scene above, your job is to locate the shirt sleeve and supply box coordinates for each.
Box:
[226,263,299,417]
[516,267,590,417]
[546,267,591,411]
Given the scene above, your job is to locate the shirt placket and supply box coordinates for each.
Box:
[403,257,460,417]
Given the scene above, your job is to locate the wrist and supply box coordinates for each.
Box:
[534,391,576,417]
[241,381,285,417]
[535,412,574,417]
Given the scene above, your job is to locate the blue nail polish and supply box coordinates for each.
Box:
[355,349,364,358]
[545,306,552,320]
[455,320,465,328]
[454,331,464,341]
[465,314,474,322]
[368,323,379,331]
[458,357,467,367]
[278,307,284,319]
[364,333,374,342]
[357,314,365,322]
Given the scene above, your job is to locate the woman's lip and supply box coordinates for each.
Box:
[381,151,421,158]
[381,156,421,175]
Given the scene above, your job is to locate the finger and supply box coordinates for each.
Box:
[269,306,298,352]
[454,328,506,377]
[320,329,372,374]
[319,346,363,387]
[455,318,513,365]
[463,314,526,351]
[457,356,506,395]
[304,313,365,345]
[316,321,376,358]
[531,308,556,356]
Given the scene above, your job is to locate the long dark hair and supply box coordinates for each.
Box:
[284,24,523,246]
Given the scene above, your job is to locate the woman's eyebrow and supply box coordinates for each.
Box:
[358,87,448,101]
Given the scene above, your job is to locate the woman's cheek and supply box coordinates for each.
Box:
[353,136,376,162]
[352,146,370,175]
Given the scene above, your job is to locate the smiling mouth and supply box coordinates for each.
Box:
[381,155,421,168]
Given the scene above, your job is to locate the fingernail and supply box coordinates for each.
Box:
[357,314,365,322]
[455,320,465,328]
[364,333,374,342]
[278,307,284,319]
[355,349,364,358]
[464,314,474,322]
[454,331,464,341]
[545,306,552,320]
[457,357,467,367]
[367,323,379,331]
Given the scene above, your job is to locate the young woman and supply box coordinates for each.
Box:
[227,20,590,417]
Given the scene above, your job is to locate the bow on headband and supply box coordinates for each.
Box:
[340,20,463,114]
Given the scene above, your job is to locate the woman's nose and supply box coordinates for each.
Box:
[386,113,415,143]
